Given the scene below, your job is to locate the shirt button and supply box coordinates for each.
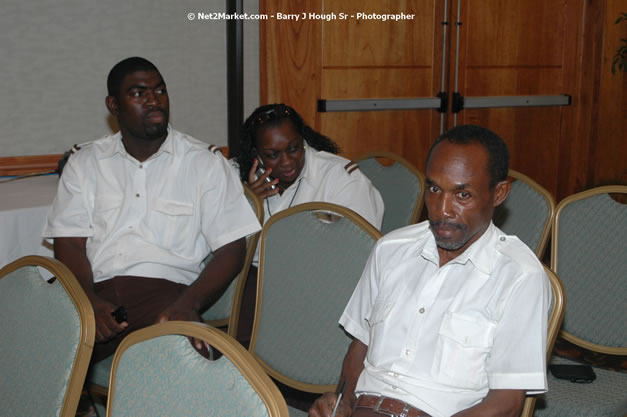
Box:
[136,193,140,197]
[392,386,398,390]
[139,164,143,169]
[129,226,133,229]
[500,236,506,241]
[419,307,425,314]
[404,349,411,356]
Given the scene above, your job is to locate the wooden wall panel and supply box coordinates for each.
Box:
[455,0,584,202]
[260,0,322,127]
[465,0,566,66]
[320,111,435,166]
[0,154,61,176]
[322,1,432,67]
[593,0,627,187]
[463,68,568,95]
[320,66,438,169]
[320,0,442,168]
[260,0,625,203]
[460,107,563,196]
[321,68,433,98]
[262,0,444,172]
[557,0,600,201]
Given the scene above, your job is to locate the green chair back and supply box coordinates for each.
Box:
[0,256,94,417]
[551,186,627,354]
[356,152,424,234]
[107,322,288,417]
[532,186,627,417]
[250,202,381,393]
[493,170,555,258]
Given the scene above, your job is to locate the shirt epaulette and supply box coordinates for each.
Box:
[208,144,223,155]
[344,161,360,174]
[69,141,94,155]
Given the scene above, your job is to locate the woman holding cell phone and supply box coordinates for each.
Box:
[234,103,383,230]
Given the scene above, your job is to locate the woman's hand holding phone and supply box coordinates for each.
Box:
[248,158,280,199]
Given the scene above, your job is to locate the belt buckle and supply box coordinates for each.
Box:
[374,395,406,417]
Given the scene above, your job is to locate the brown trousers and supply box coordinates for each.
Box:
[91,276,187,363]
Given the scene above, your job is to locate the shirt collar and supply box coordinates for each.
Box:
[99,125,175,160]
[420,221,497,275]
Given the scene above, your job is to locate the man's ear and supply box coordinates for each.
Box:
[493,180,511,207]
[105,95,119,117]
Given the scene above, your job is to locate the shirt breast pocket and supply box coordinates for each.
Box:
[150,198,195,252]
[365,298,394,358]
[431,312,496,390]
[93,195,123,235]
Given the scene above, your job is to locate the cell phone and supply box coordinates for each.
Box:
[549,364,596,383]
[255,157,277,190]
[111,305,128,324]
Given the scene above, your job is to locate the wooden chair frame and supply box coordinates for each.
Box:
[0,255,95,417]
[205,184,264,337]
[106,321,288,417]
[551,185,627,355]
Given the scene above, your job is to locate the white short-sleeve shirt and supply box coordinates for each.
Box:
[340,221,551,417]
[43,127,261,285]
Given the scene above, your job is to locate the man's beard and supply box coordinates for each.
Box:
[143,121,168,138]
[142,110,169,139]
[429,219,470,251]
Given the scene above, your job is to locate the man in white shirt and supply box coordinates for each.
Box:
[309,125,551,417]
[44,57,261,360]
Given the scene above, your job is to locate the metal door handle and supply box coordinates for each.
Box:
[453,94,571,113]
[317,97,445,113]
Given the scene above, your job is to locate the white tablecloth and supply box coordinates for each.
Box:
[0,175,58,269]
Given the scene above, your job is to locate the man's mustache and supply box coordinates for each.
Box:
[145,108,166,117]
[429,220,466,230]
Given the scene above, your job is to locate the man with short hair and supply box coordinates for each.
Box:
[310,125,551,417]
[44,57,261,359]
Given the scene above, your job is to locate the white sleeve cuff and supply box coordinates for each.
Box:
[339,314,369,346]
[42,226,94,239]
[488,371,547,393]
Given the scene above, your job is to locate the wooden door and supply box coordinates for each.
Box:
[261,0,445,172]
[451,0,583,200]
[261,0,589,200]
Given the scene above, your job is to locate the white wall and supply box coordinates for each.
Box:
[0,0,259,156]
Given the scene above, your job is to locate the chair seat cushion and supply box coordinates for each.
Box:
[534,357,627,417]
